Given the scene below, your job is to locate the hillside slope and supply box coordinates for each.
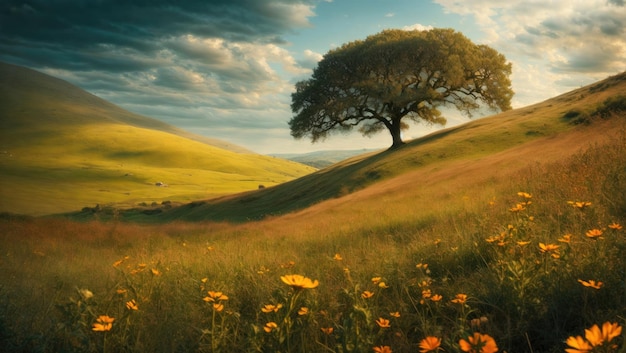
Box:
[122,71,626,222]
[0,62,316,215]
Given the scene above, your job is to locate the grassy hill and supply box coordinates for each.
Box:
[107,71,626,222]
[0,62,316,216]
[0,72,625,353]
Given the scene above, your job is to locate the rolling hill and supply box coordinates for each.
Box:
[0,62,317,216]
[105,71,626,223]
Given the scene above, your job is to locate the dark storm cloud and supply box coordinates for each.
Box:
[0,0,315,72]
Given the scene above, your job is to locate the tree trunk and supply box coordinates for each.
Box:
[389,119,404,149]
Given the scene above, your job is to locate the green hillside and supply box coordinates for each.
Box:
[115,71,626,222]
[0,62,316,216]
[1,71,625,353]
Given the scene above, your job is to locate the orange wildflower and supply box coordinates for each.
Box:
[577,279,603,289]
[376,317,391,328]
[263,322,278,333]
[92,315,115,332]
[451,293,468,304]
[459,332,498,353]
[538,243,560,253]
[361,290,374,299]
[419,336,442,353]
[558,234,573,243]
[321,327,334,335]
[565,335,592,353]
[261,303,283,313]
[585,229,603,239]
[125,299,138,311]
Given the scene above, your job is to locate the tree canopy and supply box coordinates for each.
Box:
[289,28,514,148]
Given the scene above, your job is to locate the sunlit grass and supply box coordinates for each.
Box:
[0,123,315,215]
[1,129,625,352]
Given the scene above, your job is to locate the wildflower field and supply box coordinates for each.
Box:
[1,131,625,353]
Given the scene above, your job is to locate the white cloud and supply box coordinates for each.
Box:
[434,0,626,106]
[402,23,434,31]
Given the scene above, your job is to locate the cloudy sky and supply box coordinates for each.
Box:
[1,0,625,154]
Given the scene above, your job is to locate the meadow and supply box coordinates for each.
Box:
[1,68,626,352]
[1,124,625,353]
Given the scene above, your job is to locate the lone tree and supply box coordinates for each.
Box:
[289,28,514,149]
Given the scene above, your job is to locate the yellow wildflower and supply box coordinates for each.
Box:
[151,268,161,276]
[418,279,432,288]
[263,322,278,333]
[459,332,498,353]
[371,276,382,284]
[517,192,532,199]
[298,307,309,315]
[578,279,603,289]
[378,281,389,289]
[333,253,343,261]
[516,241,531,246]
[585,229,603,239]
[280,274,319,289]
[419,336,442,353]
[261,303,283,313]
[125,299,138,311]
[538,243,560,253]
[204,291,229,302]
[568,201,592,210]
[92,315,115,332]
[558,234,572,243]
[509,204,525,212]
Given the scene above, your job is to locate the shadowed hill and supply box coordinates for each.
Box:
[119,71,626,222]
[0,62,316,216]
[0,62,251,153]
